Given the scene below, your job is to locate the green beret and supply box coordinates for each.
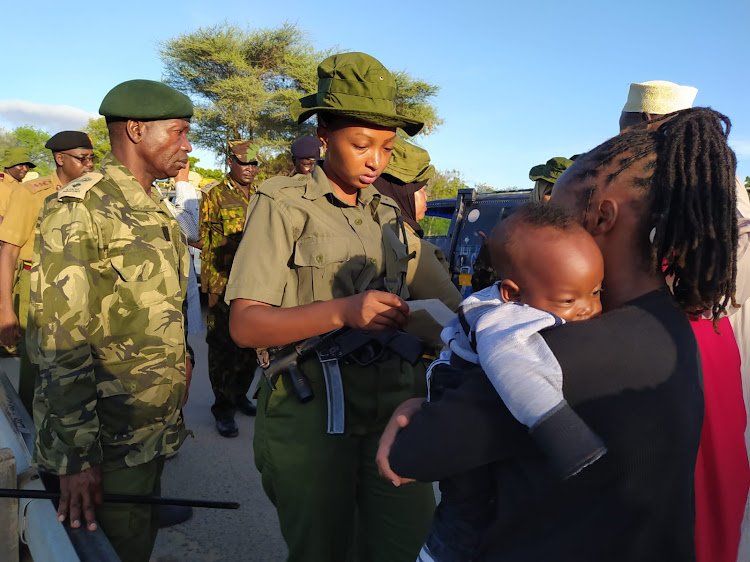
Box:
[228,140,260,163]
[383,138,434,183]
[528,157,574,184]
[2,147,35,169]
[289,52,424,137]
[99,79,193,120]
[45,131,93,151]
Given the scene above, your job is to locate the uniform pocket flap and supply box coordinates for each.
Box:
[293,238,350,267]
[109,249,165,282]
[220,205,246,235]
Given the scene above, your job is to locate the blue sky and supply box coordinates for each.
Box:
[2,0,748,188]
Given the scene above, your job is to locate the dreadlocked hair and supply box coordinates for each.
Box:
[572,107,738,325]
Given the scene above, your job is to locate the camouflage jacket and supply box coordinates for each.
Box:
[199,174,253,295]
[28,153,190,475]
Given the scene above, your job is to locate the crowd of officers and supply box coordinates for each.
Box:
[0,52,748,562]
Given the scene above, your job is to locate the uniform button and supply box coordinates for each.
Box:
[316,255,323,263]
[354,218,362,225]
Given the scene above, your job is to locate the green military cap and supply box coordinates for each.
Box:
[289,52,424,137]
[228,140,260,163]
[528,157,574,184]
[383,138,435,184]
[2,146,36,169]
[99,79,194,120]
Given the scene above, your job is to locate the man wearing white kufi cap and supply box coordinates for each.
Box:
[617,79,750,562]
[618,80,698,132]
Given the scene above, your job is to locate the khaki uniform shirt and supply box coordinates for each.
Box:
[225,165,410,307]
[403,223,463,313]
[0,172,21,216]
[0,171,62,262]
[28,153,189,475]
[199,174,253,295]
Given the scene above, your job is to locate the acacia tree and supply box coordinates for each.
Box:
[160,22,441,161]
[83,117,111,163]
[0,126,53,176]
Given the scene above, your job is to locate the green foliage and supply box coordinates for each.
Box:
[419,169,469,236]
[187,156,224,181]
[427,169,469,201]
[160,22,441,162]
[0,126,54,176]
[83,117,111,163]
[257,151,295,182]
[160,23,321,160]
[745,176,749,188]
[392,72,443,134]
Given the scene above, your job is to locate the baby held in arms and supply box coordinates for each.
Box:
[440,201,607,478]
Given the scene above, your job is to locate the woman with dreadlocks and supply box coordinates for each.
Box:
[378,107,738,561]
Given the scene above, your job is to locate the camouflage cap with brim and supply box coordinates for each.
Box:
[289,52,424,137]
[228,140,260,163]
[383,138,435,184]
[528,157,573,184]
[2,146,36,168]
[99,79,194,120]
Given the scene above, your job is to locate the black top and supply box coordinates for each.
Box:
[390,289,703,561]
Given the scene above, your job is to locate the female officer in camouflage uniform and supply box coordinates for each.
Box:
[225,52,435,562]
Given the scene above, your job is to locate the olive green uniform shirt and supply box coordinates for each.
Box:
[199,174,254,295]
[0,171,62,262]
[28,153,189,475]
[403,223,462,312]
[225,165,410,306]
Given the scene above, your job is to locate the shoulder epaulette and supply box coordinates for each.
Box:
[376,192,400,211]
[256,175,307,198]
[201,179,221,194]
[57,172,104,201]
[24,175,56,194]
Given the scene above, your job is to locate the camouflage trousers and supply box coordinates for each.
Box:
[206,297,256,419]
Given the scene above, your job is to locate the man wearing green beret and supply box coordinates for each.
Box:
[0,132,94,413]
[199,139,259,437]
[27,79,194,562]
[0,146,36,224]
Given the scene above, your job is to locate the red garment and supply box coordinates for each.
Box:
[692,316,750,562]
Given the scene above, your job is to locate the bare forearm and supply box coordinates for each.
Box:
[229,299,346,348]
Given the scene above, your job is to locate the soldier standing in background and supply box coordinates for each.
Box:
[0,131,94,412]
[528,157,574,203]
[290,135,323,175]
[0,147,36,224]
[199,139,259,437]
[27,79,193,562]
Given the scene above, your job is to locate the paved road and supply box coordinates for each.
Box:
[3,323,439,562]
[150,330,288,562]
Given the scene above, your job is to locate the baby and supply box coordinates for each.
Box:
[417,201,606,562]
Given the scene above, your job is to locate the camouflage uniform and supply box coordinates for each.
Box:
[224,166,435,562]
[0,171,63,411]
[199,174,257,420]
[27,153,190,559]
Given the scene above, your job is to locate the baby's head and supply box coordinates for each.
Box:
[489,202,604,322]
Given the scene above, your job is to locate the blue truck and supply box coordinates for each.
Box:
[424,188,531,295]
